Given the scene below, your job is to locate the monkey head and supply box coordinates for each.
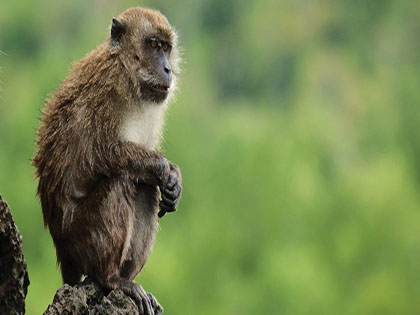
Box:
[110,7,180,103]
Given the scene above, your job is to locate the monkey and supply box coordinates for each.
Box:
[32,7,182,315]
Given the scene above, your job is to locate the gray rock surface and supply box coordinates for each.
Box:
[44,279,141,315]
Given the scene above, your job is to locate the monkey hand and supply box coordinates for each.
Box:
[154,156,171,186]
[158,163,182,218]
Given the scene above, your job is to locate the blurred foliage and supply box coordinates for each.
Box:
[1,0,420,314]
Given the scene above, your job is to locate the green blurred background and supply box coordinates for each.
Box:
[1,0,420,314]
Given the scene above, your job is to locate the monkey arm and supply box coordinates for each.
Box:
[97,140,170,186]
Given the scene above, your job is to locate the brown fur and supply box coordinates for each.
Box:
[32,7,182,312]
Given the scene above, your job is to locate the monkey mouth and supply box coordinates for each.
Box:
[141,81,170,103]
[151,84,170,92]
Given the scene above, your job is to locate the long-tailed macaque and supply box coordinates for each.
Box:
[33,7,182,314]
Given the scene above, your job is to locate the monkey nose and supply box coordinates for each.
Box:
[164,61,172,74]
[163,62,172,86]
[158,57,172,87]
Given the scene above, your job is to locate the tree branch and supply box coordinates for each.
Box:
[0,195,30,314]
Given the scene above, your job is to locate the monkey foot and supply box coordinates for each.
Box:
[130,284,156,315]
[147,292,163,315]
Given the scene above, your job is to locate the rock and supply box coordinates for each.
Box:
[44,279,140,315]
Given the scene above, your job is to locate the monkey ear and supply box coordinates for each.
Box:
[111,18,126,46]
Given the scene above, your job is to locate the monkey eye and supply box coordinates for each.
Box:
[162,43,170,52]
[150,39,158,49]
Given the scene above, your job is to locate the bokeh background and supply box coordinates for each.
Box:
[1,0,420,314]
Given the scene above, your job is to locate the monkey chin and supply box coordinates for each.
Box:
[140,81,170,104]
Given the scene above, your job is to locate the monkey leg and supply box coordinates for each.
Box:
[118,182,160,280]
[83,178,159,314]
[158,164,182,217]
[59,251,83,285]
[54,176,134,286]
[115,183,162,314]
[56,177,161,314]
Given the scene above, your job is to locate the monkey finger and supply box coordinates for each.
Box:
[162,192,178,204]
[132,285,154,315]
[164,183,182,199]
[166,172,178,190]
[163,183,182,194]
[161,193,179,208]
[159,201,176,213]
[169,163,180,174]
[161,200,177,213]
[160,206,176,215]
[157,157,171,186]
[159,188,176,205]
[162,187,176,199]
[161,201,176,213]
